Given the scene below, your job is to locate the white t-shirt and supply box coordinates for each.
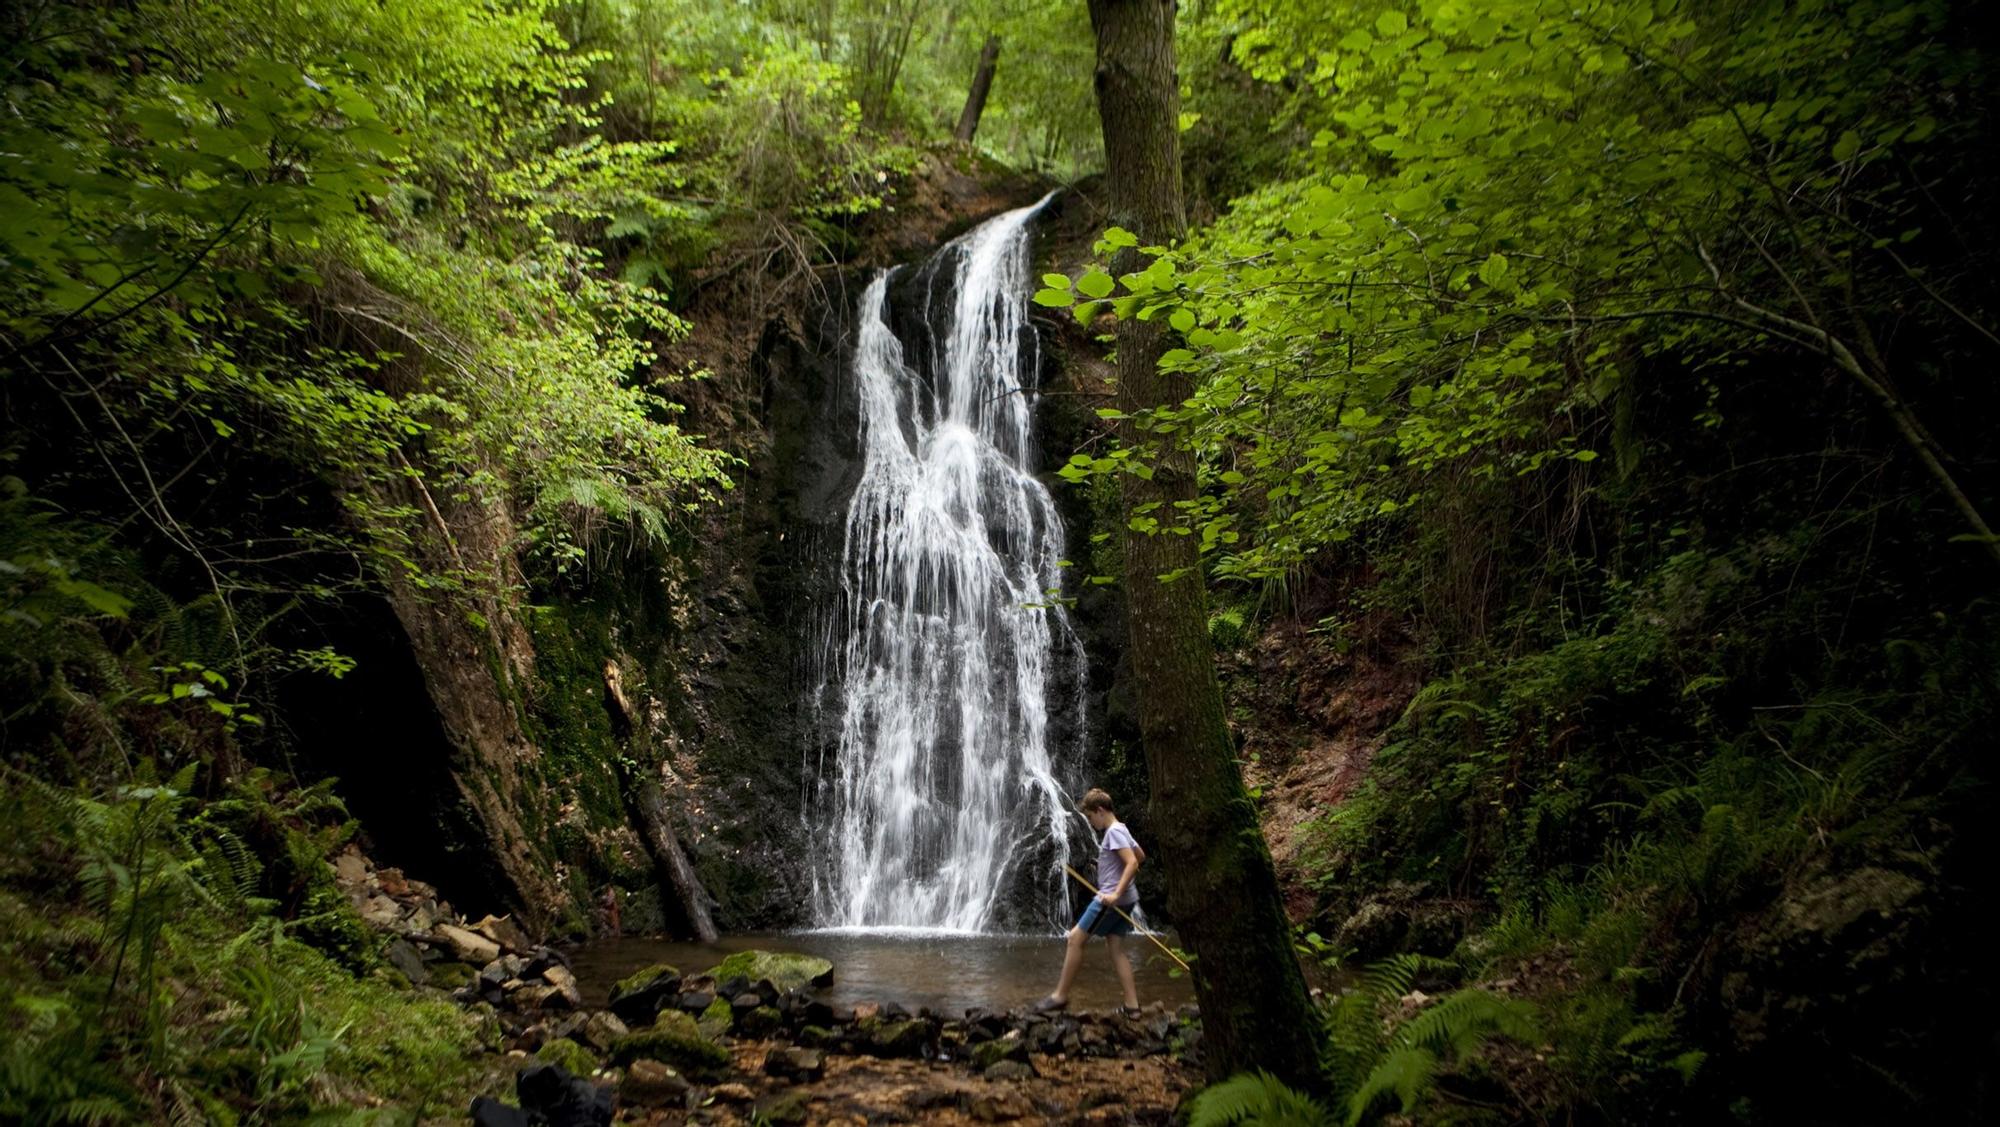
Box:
[1096,820,1141,906]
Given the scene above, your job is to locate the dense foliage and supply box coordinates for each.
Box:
[3,0,1993,1121]
[0,0,999,1117]
[1044,0,1997,1121]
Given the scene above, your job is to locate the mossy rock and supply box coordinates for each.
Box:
[797,1024,842,1050]
[612,962,681,999]
[536,1036,599,1077]
[969,1037,1027,1071]
[756,1090,811,1125]
[858,1016,929,1058]
[430,961,477,990]
[608,1010,731,1075]
[737,1005,783,1038]
[703,950,832,995]
[608,962,681,1025]
[697,996,733,1040]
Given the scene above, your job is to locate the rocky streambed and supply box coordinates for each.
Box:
[332,846,1201,1123]
[466,946,1201,1125]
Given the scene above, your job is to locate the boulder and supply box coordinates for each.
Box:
[618,1059,690,1105]
[522,1062,613,1127]
[472,913,535,954]
[675,989,716,1014]
[797,1024,843,1050]
[983,1059,1036,1082]
[755,1091,811,1125]
[704,950,834,995]
[384,938,428,986]
[332,849,369,888]
[480,955,529,987]
[430,961,477,990]
[435,923,502,965]
[762,1045,826,1082]
[570,1010,629,1053]
[736,1005,783,1038]
[607,1010,731,1075]
[608,963,682,1026]
[535,1036,598,1077]
[860,1016,929,1058]
[969,1036,1028,1072]
[969,1089,1035,1121]
[359,894,405,930]
[696,997,733,1041]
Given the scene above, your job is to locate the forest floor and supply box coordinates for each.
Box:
[616,1039,1195,1125]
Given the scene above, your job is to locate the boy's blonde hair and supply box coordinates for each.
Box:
[1078,788,1115,813]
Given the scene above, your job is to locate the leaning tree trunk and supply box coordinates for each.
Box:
[1086,0,1326,1092]
[603,659,718,941]
[954,35,1001,143]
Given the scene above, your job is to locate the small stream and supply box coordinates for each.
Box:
[569,931,1196,1016]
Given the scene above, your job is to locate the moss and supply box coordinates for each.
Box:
[429,961,477,989]
[704,950,833,994]
[698,996,732,1040]
[289,844,377,973]
[535,1036,600,1077]
[607,1010,730,1075]
[740,1005,783,1038]
[275,938,508,1113]
[613,962,681,1000]
[857,1016,929,1058]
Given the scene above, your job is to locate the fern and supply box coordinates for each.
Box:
[1344,1047,1436,1126]
[1188,1071,1337,1127]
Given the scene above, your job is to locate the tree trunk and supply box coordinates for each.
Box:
[954,35,1001,143]
[1086,0,1326,1092]
[631,773,720,941]
[604,659,719,941]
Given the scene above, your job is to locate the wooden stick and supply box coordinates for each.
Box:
[1062,864,1193,973]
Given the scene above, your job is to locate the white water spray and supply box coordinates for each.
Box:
[814,195,1079,932]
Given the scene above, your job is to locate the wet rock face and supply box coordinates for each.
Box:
[1711,863,1945,1119]
[1332,879,1474,959]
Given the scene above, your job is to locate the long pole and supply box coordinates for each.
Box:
[1062,863,1192,973]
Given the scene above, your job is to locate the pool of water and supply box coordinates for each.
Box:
[567,930,1196,1016]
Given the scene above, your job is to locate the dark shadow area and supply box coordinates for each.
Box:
[269,594,511,918]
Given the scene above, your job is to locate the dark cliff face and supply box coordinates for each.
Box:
[659,186,1145,932]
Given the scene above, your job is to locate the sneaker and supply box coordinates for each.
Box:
[1119,1004,1142,1019]
[1032,995,1068,1013]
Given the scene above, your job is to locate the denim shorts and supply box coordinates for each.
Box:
[1076,897,1136,937]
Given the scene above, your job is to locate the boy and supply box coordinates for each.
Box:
[1035,788,1144,1013]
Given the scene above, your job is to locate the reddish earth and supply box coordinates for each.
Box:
[1223,612,1421,921]
[609,1038,1196,1125]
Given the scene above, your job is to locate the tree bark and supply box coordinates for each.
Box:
[954,35,1001,143]
[1086,0,1326,1092]
[604,659,719,941]
[631,773,720,942]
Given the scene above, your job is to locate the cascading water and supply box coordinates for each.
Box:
[812,193,1080,933]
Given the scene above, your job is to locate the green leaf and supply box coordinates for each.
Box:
[1076,269,1117,299]
[1033,288,1075,307]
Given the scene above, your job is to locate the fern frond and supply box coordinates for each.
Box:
[1392,989,1537,1058]
[1344,1047,1436,1126]
[1188,1071,1336,1127]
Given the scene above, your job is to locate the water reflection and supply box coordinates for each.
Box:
[569,931,1195,1016]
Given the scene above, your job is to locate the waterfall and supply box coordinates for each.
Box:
[812,194,1080,933]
